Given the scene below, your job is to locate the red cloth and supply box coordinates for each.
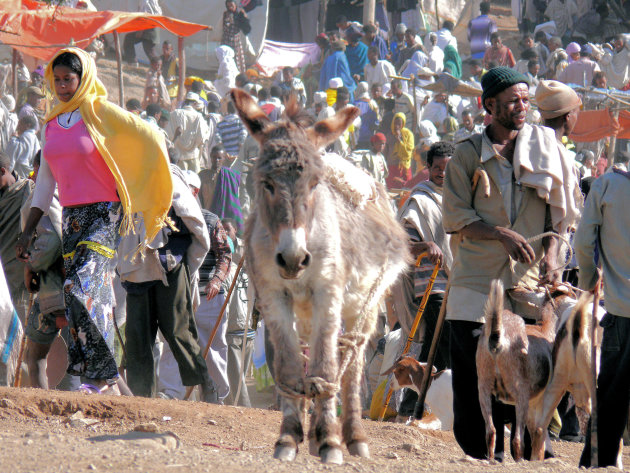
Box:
[386,164,412,189]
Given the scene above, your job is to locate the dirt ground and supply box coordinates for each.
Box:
[0,385,627,473]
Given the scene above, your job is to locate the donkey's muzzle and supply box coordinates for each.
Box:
[276,250,311,279]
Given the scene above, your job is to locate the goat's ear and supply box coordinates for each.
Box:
[432,369,446,380]
[381,364,395,376]
[305,106,360,149]
[419,362,437,374]
[230,88,272,144]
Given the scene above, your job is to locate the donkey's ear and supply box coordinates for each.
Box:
[306,106,360,150]
[230,88,272,144]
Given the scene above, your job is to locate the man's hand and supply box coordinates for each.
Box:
[15,232,32,262]
[496,227,535,264]
[409,240,443,265]
[173,127,182,141]
[205,280,221,300]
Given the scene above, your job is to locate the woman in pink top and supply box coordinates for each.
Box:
[15,52,129,395]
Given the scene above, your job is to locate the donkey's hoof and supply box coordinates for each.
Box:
[347,441,370,458]
[320,446,343,464]
[274,445,297,462]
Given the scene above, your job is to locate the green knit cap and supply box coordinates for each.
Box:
[481,67,530,112]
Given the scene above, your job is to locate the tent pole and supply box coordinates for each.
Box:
[363,0,375,25]
[434,0,440,30]
[319,0,328,34]
[11,49,17,99]
[177,36,185,106]
[113,31,125,107]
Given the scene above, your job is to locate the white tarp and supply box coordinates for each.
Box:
[97,0,269,71]
[256,40,320,76]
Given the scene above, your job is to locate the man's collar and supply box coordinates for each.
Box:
[480,129,504,163]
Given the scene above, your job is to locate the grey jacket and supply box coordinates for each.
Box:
[20,192,64,314]
[575,170,630,317]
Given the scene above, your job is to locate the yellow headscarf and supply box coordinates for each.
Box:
[390,112,414,170]
[45,47,173,257]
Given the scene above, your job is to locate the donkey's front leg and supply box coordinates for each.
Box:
[263,295,306,462]
[342,309,376,458]
[307,292,343,464]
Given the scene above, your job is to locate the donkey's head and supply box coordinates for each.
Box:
[231,89,359,280]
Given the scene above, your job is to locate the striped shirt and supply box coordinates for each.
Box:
[216,114,248,156]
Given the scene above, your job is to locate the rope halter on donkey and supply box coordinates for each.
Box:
[275,268,387,401]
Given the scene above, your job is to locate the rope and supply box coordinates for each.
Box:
[524,231,573,274]
[276,269,386,401]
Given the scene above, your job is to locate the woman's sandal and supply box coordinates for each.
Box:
[76,383,102,394]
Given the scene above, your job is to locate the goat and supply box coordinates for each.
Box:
[476,279,556,461]
[382,355,453,430]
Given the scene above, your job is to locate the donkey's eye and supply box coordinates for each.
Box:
[264,182,275,195]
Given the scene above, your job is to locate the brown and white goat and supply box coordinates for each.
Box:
[382,355,453,430]
[476,280,557,461]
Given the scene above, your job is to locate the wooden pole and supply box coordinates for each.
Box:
[434,0,440,30]
[11,49,18,100]
[590,278,601,467]
[319,0,328,34]
[113,31,125,107]
[184,256,245,401]
[378,253,439,421]
[363,0,375,26]
[412,281,450,420]
[177,36,186,105]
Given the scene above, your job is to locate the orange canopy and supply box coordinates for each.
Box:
[569,109,620,143]
[0,0,209,61]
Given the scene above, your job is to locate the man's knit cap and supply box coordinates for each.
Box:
[481,67,529,112]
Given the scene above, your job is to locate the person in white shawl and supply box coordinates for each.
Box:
[392,141,454,418]
[214,45,239,98]
[0,256,23,386]
[591,35,630,90]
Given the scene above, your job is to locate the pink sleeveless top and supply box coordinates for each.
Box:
[44,117,119,207]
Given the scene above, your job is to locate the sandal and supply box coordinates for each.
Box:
[76,383,102,394]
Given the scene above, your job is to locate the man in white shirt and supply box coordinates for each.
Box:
[453,109,484,142]
[364,46,395,91]
[167,92,210,173]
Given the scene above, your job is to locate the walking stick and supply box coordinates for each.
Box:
[184,255,245,401]
[412,280,450,420]
[13,293,35,387]
[378,252,440,421]
[590,276,602,468]
[112,308,127,380]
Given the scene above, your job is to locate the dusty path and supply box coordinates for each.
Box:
[0,386,625,473]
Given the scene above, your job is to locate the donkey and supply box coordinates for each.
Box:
[231,89,409,464]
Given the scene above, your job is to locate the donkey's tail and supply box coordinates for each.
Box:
[486,279,504,354]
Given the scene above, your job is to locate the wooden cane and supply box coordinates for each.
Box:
[412,280,451,420]
[378,253,440,421]
[590,277,602,468]
[183,255,245,401]
[13,293,35,387]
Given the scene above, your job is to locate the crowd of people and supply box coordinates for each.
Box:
[1,0,630,467]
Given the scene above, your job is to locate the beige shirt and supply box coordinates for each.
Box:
[443,132,552,322]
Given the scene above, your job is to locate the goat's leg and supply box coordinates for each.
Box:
[263,295,305,462]
[530,383,566,461]
[512,389,529,462]
[341,310,375,458]
[307,293,343,464]
[478,379,496,460]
